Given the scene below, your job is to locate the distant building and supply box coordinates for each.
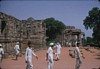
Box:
[0,12,46,53]
[62,26,85,46]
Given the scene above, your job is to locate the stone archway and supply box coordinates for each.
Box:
[62,26,85,47]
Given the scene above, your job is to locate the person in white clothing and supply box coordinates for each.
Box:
[25,41,38,69]
[46,43,54,69]
[14,42,20,60]
[54,42,61,61]
[74,43,84,69]
[0,44,4,69]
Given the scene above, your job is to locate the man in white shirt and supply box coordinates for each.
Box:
[25,41,38,69]
[74,43,84,69]
[54,42,61,61]
[0,44,4,69]
[14,42,20,60]
[46,43,54,69]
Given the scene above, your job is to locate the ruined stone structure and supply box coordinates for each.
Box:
[0,12,85,53]
[62,26,85,46]
[0,12,46,53]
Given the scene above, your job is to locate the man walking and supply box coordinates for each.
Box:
[14,42,20,60]
[54,42,61,61]
[46,43,54,69]
[74,43,84,69]
[0,44,4,69]
[25,41,38,69]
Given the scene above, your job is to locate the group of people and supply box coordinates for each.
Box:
[46,42,62,69]
[0,41,84,69]
[25,41,62,69]
[0,42,38,69]
[46,42,84,69]
[0,42,20,69]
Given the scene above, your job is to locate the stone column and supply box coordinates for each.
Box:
[82,34,85,46]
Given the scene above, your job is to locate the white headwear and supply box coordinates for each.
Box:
[16,42,19,44]
[0,44,2,47]
[50,43,54,46]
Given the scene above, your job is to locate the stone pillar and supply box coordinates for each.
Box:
[79,34,82,46]
[76,34,79,42]
[63,32,65,46]
[76,33,81,45]
[82,34,85,46]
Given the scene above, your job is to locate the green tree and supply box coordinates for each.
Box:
[86,37,93,44]
[83,7,100,47]
[44,17,66,42]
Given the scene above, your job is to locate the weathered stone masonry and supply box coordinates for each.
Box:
[0,12,46,53]
[0,12,85,54]
[62,26,85,46]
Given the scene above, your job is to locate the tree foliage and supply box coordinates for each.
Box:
[44,17,66,42]
[83,7,100,47]
[86,37,93,44]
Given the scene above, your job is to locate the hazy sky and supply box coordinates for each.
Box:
[0,0,100,37]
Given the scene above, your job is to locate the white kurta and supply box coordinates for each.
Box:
[47,47,54,69]
[74,47,82,69]
[25,47,37,69]
[0,48,4,58]
[14,45,20,55]
[55,44,61,54]
[75,47,82,59]
[54,44,61,59]
[0,48,4,68]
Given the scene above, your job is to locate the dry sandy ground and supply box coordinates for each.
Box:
[1,47,100,69]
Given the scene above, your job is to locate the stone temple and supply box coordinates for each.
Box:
[0,12,85,53]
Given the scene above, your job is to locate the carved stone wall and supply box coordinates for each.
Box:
[0,12,46,53]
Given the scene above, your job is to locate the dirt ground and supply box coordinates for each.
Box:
[1,47,100,69]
